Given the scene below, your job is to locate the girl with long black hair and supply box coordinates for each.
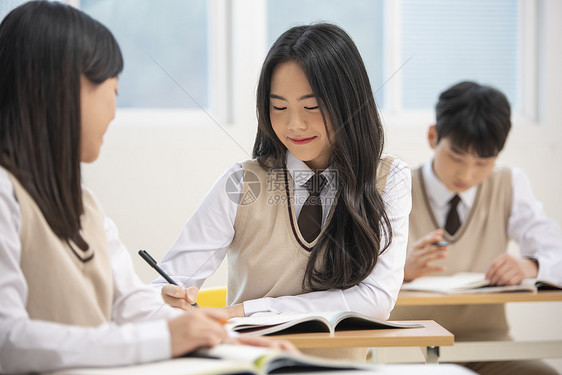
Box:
[0,2,289,373]
[157,23,411,330]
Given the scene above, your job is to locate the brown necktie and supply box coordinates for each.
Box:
[445,195,461,235]
[298,173,327,243]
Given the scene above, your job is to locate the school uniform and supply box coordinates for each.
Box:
[155,151,412,320]
[390,160,561,375]
[0,167,181,373]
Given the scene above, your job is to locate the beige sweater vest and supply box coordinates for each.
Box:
[9,173,113,326]
[228,157,393,361]
[390,166,513,341]
[227,157,393,306]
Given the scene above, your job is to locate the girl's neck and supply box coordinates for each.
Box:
[303,157,331,172]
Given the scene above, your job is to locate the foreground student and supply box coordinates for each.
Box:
[391,81,561,375]
[0,2,293,373]
[155,23,411,325]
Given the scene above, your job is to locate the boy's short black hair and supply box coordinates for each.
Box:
[435,81,511,157]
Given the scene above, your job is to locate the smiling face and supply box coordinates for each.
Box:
[428,125,497,193]
[80,76,118,163]
[269,61,333,171]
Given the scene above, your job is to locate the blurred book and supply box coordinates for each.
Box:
[45,344,374,374]
[401,272,561,294]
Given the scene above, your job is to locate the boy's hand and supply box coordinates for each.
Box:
[404,229,448,281]
[486,253,538,286]
[162,285,199,310]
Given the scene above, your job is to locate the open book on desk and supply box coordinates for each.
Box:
[195,344,373,373]
[44,344,373,375]
[227,311,423,336]
[401,272,562,294]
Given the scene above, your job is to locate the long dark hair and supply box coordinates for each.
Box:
[0,1,123,250]
[254,23,392,291]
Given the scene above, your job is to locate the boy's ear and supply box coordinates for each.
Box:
[427,125,438,149]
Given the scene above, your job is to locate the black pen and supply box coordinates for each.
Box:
[432,241,449,247]
[138,249,198,307]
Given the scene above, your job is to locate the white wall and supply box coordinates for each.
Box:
[82,108,562,284]
[82,0,562,369]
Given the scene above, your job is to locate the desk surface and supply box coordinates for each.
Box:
[397,290,562,306]
[271,320,453,349]
[46,362,475,375]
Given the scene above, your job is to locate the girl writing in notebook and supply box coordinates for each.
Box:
[0,2,292,373]
[156,24,411,322]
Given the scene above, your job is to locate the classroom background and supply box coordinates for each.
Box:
[2,0,560,370]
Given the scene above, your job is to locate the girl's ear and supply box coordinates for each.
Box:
[427,125,438,149]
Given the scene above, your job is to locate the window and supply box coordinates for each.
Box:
[266,0,385,106]
[81,0,209,110]
[400,0,518,110]
[1,0,537,123]
[0,0,28,20]
[265,0,523,120]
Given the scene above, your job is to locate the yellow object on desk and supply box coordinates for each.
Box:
[197,286,227,308]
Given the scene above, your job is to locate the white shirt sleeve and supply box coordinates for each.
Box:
[0,171,178,373]
[153,163,242,289]
[508,167,562,286]
[243,159,411,319]
[106,216,182,324]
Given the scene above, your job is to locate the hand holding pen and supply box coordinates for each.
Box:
[137,250,296,354]
[403,229,449,282]
[138,249,199,308]
[161,284,200,310]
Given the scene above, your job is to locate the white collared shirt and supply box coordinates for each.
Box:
[422,160,562,285]
[287,152,338,227]
[155,152,412,319]
[422,161,478,228]
[0,167,181,373]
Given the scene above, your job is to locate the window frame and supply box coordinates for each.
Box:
[74,0,235,128]
[75,0,541,128]
[381,0,539,127]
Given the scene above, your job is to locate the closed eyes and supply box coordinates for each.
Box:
[272,105,318,111]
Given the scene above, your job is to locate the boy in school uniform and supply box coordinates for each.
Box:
[390,81,561,375]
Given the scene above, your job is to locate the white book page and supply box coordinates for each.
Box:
[401,272,489,293]
[228,312,333,329]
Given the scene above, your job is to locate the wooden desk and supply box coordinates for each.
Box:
[272,320,453,364]
[375,290,562,364]
[397,290,562,306]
